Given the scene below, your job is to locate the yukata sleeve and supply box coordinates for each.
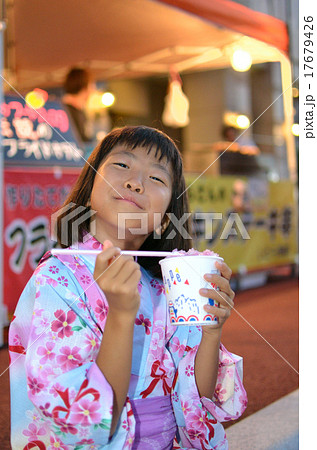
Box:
[168,325,247,449]
[22,265,135,447]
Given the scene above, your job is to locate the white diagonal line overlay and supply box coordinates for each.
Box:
[178,76,299,199]
[0,74,124,199]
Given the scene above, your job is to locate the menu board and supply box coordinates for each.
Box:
[1,95,85,166]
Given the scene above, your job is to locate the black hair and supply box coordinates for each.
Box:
[56,125,192,278]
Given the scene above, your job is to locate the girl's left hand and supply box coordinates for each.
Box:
[199,261,235,332]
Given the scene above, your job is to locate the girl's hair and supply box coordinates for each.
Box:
[56,125,192,278]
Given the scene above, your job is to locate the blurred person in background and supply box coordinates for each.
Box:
[62,67,94,144]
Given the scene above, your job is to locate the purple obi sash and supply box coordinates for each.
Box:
[130,395,177,449]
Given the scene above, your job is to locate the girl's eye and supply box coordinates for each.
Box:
[150,176,165,184]
[113,162,129,168]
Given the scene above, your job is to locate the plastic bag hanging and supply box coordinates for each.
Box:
[162,69,189,128]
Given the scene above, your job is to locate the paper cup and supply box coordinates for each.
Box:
[159,255,223,326]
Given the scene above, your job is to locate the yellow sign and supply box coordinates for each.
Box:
[185,174,298,273]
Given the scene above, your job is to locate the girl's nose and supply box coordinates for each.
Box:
[124,178,144,194]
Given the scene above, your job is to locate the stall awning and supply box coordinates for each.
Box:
[4,0,289,90]
[158,0,289,54]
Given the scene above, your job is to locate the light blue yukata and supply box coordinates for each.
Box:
[9,234,247,449]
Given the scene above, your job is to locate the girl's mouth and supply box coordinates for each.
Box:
[115,196,143,209]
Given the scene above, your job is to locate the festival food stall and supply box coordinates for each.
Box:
[0,0,297,328]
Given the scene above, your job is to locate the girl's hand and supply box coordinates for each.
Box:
[199,261,235,334]
[93,240,141,320]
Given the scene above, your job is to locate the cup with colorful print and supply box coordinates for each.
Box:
[159,253,223,326]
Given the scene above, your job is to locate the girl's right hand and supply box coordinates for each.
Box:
[93,240,141,319]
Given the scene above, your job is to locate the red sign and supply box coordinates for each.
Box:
[4,167,80,314]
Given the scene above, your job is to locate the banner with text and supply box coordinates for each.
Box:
[186,174,298,273]
[4,168,80,314]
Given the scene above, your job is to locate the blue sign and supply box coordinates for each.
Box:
[1,95,85,166]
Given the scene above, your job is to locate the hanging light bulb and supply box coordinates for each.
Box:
[231,49,252,72]
[162,70,189,128]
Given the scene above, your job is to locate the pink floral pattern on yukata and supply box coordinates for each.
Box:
[94,298,108,322]
[23,422,46,441]
[150,278,165,295]
[135,314,152,335]
[48,265,59,275]
[214,384,227,404]
[185,365,195,377]
[56,346,83,371]
[57,276,69,287]
[51,309,76,338]
[170,336,186,358]
[37,342,56,365]
[27,377,44,396]
[69,397,102,426]
[83,332,100,355]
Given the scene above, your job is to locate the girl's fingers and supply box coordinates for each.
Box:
[215,261,232,281]
[102,254,135,281]
[111,258,140,285]
[200,259,234,326]
[95,248,125,280]
[96,245,121,266]
[126,266,142,288]
[199,287,234,309]
[103,239,114,250]
[203,273,235,298]
[203,304,231,320]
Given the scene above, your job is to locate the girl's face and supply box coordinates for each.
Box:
[90,144,173,249]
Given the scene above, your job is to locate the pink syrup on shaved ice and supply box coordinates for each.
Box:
[168,248,220,257]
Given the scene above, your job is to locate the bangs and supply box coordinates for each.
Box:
[112,126,183,174]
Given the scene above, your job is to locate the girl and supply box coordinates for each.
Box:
[9,126,247,449]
